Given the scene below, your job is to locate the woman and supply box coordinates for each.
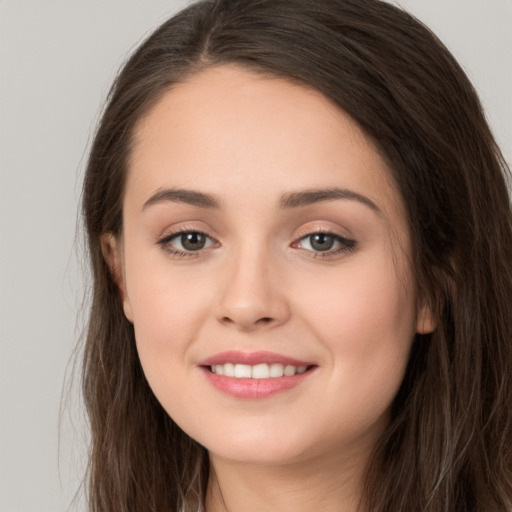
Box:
[81,0,512,510]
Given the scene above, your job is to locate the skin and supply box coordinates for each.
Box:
[104,65,435,512]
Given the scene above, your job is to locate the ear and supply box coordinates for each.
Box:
[416,301,436,335]
[100,233,133,322]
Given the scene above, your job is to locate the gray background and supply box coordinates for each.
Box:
[0,1,510,511]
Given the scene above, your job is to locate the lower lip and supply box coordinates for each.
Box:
[201,368,313,399]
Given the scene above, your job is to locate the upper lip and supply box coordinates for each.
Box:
[198,350,314,367]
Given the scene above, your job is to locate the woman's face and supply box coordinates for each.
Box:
[110,65,433,467]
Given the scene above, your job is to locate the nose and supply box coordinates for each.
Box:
[215,248,290,332]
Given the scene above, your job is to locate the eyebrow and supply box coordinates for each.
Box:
[142,186,381,214]
[142,188,220,210]
[279,187,381,213]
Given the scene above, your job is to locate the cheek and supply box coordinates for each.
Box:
[305,255,415,338]
[126,272,212,427]
[297,254,416,405]
[123,255,213,383]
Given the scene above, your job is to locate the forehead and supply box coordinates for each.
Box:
[128,65,404,223]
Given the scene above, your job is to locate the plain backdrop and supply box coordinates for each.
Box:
[0,1,510,510]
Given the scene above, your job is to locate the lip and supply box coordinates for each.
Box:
[198,350,316,399]
[198,350,313,367]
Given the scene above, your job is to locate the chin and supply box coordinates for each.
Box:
[208,441,310,466]
[194,423,335,467]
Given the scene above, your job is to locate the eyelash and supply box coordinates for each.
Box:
[157,229,357,260]
[292,230,357,259]
[157,229,217,259]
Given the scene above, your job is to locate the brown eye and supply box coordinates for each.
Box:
[158,230,216,255]
[180,232,207,251]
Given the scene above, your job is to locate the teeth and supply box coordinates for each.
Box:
[252,363,270,379]
[210,363,308,379]
[284,364,296,376]
[223,363,234,377]
[269,363,283,377]
[234,364,252,378]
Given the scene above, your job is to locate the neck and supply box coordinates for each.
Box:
[204,448,371,512]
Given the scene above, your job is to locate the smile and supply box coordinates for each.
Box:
[210,363,308,379]
[199,351,316,399]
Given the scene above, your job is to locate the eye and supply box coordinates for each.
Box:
[158,230,217,256]
[303,233,337,252]
[293,231,356,257]
[177,232,209,251]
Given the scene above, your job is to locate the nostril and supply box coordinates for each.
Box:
[220,315,275,329]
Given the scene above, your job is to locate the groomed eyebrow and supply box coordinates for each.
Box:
[280,187,381,214]
[142,188,220,210]
[142,186,381,214]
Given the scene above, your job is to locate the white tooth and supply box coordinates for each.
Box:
[215,364,224,375]
[210,365,216,373]
[284,365,296,376]
[269,363,284,378]
[252,363,270,379]
[296,365,307,374]
[234,364,252,378]
[223,363,235,377]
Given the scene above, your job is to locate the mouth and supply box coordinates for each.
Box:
[199,351,317,398]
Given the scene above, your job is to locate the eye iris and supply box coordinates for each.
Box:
[310,233,335,251]
[181,232,206,251]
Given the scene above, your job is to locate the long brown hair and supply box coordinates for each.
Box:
[81,1,512,510]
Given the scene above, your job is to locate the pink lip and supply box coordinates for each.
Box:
[198,350,313,367]
[198,351,316,399]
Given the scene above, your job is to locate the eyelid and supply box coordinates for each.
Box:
[290,223,357,259]
[293,220,353,240]
[291,230,355,247]
[156,225,219,257]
